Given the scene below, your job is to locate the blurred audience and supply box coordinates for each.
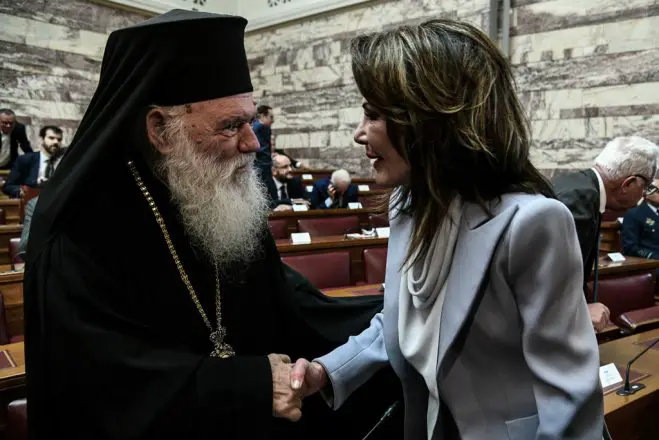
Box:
[267,153,309,211]
[621,177,659,276]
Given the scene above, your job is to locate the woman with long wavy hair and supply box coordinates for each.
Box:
[291,19,603,439]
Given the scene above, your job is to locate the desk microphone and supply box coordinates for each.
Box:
[361,401,400,440]
[616,337,659,396]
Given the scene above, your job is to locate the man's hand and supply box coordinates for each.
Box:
[291,198,310,206]
[273,204,293,212]
[269,354,302,422]
[588,302,611,332]
[290,358,328,397]
[328,184,336,201]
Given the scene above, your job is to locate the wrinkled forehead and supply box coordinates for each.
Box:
[187,92,256,119]
[0,113,14,121]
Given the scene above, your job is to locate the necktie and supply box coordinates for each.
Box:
[45,156,57,179]
[279,184,288,200]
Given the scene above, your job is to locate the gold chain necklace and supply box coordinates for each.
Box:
[127,160,235,358]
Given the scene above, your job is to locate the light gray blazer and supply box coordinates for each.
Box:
[317,193,603,440]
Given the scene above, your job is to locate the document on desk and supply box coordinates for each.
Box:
[599,363,623,388]
[0,350,17,370]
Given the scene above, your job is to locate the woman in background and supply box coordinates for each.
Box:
[291,19,603,439]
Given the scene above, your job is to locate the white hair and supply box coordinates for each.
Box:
[331,169,351,185]
[595,136,659,181]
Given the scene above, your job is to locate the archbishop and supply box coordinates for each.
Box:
[24,9,401,440]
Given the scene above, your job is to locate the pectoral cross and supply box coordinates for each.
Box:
[209,327,235,358]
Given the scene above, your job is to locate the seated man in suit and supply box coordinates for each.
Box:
[3,125,64,198]
[621,178,659,276]
[310,169,358,210]
[267,153,309,211]
[0,108,33,170]
[552,136,659,331]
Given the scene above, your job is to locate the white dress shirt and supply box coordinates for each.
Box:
[0,133,10,167]
[591,167,607,214]
[37,150,62,183]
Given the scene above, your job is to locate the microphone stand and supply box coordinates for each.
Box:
[361,401,400,440]
[616,337,659,396]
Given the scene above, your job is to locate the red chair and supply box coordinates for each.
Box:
[282,251,351,289]
[587,273,657,325]
[268,219,289,239]
[368,213,389,228]
[6,398,27,440]
[9,238,22,264]
[363,247,388,284]
[297,216,360,237]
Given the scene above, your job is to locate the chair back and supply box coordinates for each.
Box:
[282,251,351,289]
[297,216,360,237]
[268,219,289,239]
[363,247,388,284]
[368,213,389,228]
[7,398,27,440]
[587,273,656,322]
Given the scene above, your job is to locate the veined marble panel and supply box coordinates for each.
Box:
[0,0,147,35]
[512,0,658,35]
[0,13,108,59]
[0,97,86,120]
[513,49,659,91]
[510,16,659,64]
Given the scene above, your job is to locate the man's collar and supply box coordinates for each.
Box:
[273,176,284,189]
[647,201,659,215]
[590,167,607,214]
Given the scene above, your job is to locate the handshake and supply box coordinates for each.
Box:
[268,353,328,421]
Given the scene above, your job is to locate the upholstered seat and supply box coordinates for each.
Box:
[297,216,360,237]
[0,293,22,344]
[267,218,289,239]
[282,251,351,289]
[363,247,388,284]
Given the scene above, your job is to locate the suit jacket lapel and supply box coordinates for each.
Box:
[436,202,519,372]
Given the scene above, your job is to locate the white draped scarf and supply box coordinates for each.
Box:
[398,196,463,438]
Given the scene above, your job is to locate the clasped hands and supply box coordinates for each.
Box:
[268,353,327,422]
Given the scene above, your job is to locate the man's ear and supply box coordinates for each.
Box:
[146,108,174,155]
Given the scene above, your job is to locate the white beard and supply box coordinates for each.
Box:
[158,127,269,270]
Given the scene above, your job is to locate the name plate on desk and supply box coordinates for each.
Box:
[358,185,370,191]
[306,185,313,192]
[607,252,626,262]
[302,174,313,180]
[292,204,308,212]
[376,227,390,238]
[599,363,623,388]
[0,350,17,370]
[290,232,311,244]
[348,202,363,209]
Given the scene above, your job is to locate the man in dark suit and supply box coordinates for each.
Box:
[267,153,309,211]
[621,179,659,275]
[3,125,64,198]
[552,136,659,331]
[0,108,33,170]
[310,169,359,210]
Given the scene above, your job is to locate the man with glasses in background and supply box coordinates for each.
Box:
[552,136,659,331]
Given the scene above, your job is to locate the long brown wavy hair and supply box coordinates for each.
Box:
[351,18,554,266]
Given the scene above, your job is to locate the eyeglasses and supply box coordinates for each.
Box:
[635,174,659,196]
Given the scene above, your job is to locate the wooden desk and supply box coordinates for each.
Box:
[277,235,387,284]
[0,200,20,225]
[601,329,659,439]
[269,207,379,236]
[0,271,24,337]
[596,256,659,279]
[600,221,622,252]
[322,283,383,298]
[0,342,25,392]
[0,225,22,265]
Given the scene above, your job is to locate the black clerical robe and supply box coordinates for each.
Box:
[24,155,401,439]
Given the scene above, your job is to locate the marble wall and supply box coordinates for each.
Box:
[246,0,659,177]
[0,0,145,146]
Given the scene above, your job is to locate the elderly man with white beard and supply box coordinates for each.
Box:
[23,9,401,440]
